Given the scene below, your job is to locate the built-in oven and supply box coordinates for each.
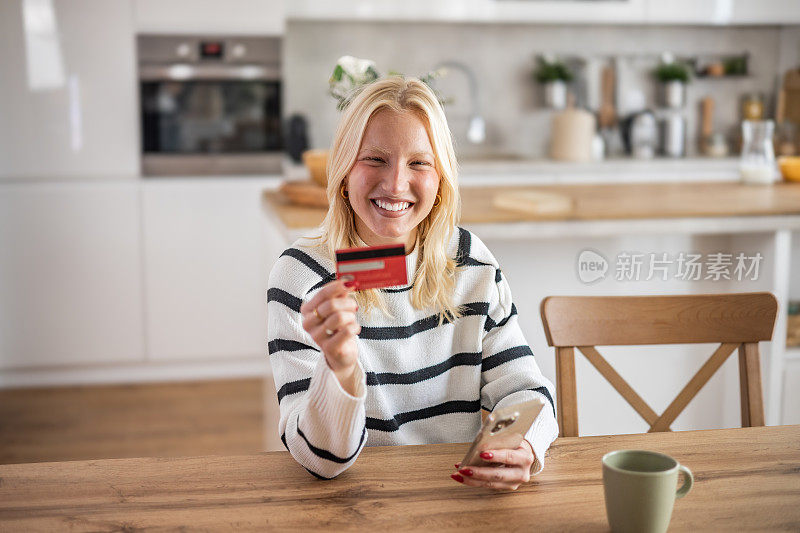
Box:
[138,35,282,176]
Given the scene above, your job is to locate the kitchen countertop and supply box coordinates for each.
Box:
[263,180,800,240]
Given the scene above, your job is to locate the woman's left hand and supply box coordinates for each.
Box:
[451,439,535,491]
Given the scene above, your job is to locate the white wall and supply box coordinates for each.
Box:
[284,21,785,159]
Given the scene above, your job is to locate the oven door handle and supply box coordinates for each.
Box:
[139,63,281,81]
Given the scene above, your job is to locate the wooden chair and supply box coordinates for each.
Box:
[540,293,777,437]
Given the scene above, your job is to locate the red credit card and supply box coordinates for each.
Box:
[335,244,407,290]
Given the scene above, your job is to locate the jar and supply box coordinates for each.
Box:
[740,120,776,185]
[742,93,764,121]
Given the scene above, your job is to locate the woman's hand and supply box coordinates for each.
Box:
[451,439,535,491]
[299,278,361,394]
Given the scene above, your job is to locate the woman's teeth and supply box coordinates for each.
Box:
[373,199,411,212]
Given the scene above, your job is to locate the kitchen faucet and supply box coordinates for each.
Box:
[430,61,485,144]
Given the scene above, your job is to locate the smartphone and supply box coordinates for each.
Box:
[459,398,545,467]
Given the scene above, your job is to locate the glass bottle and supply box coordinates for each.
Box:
[740,120,776,184]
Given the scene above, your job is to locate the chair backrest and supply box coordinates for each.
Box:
[540,292,778,437]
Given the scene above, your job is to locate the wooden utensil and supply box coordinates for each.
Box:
[776,87,786,125]
[598,65,616,129]
[598,64,624,157]
[700,96,714,154]
[278,180,329,208]
[701,97,714,140]
[492,190,573,216]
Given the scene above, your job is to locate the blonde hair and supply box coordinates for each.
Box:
[318,76,462,324]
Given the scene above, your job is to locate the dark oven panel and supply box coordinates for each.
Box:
[141,80,281,154]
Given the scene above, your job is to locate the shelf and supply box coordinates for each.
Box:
[787,346,800,361]
[694,75,753,81]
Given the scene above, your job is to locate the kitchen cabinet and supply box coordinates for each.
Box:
[0,183,144,370]
[646,0,800,25]
[287,0,646,24]
[134,0,285,35]
[288,0,800,25]
[783,358,800,424]
[0,0,138,180]
[141,179,283,362]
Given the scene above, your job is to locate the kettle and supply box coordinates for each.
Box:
[630,110,658,159]
[620,110,657,158]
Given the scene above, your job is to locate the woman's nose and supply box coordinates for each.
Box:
[386,162,411,193]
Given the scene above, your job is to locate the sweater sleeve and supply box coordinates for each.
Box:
[267,254,368,479]
[479,267,559,475]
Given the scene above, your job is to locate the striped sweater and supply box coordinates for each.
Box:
[267,227,558,479]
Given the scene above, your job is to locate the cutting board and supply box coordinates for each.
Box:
[279,180,328,208]
[492,190,573,216]
[784,69,800,125]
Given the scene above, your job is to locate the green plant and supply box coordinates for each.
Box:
[328,56,380,111]
[533,56,573,83]
[654,62,690,83]
[723,56,748,76]
[328,56,448,111]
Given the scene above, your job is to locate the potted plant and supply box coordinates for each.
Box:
[534,55,573,110]
[654,60,690,109]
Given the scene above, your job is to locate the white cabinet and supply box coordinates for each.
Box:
[134,0,285,35]
[287,0,646,24]
[289,0,800,24]
[783,358,800,424]
[0,182,144,370]
[0,0,138,180]
[141,179,284,362]
[646,0,800,25]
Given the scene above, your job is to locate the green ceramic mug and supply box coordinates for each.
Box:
[602,449,693,533]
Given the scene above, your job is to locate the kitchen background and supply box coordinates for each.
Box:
[287,22,799,159]
[2,0,800,464]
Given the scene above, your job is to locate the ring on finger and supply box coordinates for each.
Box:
[324,328,335,336]
[313,308,323,321]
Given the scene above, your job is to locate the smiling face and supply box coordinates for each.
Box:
[345,108,441,250]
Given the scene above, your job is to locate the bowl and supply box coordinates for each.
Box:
[778,156,800,182]
[302,149,329,187]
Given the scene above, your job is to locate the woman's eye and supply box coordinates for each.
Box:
[411,160,431,166]
[364,157,384,163]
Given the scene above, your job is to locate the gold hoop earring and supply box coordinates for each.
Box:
[432,194,441,207]
[340,184,349,200]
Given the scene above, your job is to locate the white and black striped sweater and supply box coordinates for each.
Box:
[267,227,558,479]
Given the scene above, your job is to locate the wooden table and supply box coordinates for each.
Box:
[1,425,798,531]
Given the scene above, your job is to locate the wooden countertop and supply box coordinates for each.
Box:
[263,181,800,230]
[2,425,798,531]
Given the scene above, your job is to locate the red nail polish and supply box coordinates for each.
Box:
[450,474,464,483]
[344,280,356,288]
[480,452,493,460]
[459,468,473,476]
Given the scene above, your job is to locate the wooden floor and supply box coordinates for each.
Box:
[0,377,284,465]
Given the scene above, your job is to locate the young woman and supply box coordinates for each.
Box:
[268,77,558,490]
